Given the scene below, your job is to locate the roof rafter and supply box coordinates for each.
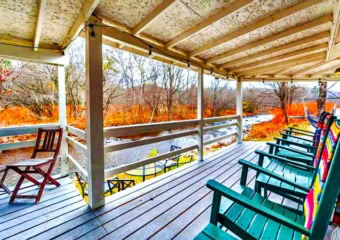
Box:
[33,0,47,51]
[165,0,253,49]
[101,23,229,78]
[326,0,340,61]
[219,31,330,69]
[132,0,177,36]
[230,43,328,72]
[62,0,101,51]
[189,0,326,58]
[237,52,326,75]
[310,65,338,77]
[273,66,297,77]
[292,61,328,76]
[206,15,332,64]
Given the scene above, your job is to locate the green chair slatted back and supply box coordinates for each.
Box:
[304,119,340,239]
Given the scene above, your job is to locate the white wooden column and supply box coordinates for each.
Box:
[236,79,243,144]
[85,17,105,209]
[197,68,204,161]
[58,65,69,176]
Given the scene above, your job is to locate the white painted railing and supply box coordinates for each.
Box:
[0,123,59,151]
[66,115,239,179]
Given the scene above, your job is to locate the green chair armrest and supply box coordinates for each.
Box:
[255,150,315,171]
[283,130,315,138]
[274,138,316,151]
[206,179,311,237]
[280,133,314,143]
[288,127,314,134]
[267,143,314,158]
[238,159,310,192]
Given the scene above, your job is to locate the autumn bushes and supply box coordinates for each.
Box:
[245,101,336,141]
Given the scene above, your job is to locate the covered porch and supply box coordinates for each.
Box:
[0,141,301,240]
[0,0,340,239]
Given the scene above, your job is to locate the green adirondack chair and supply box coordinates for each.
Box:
[195,120,340,239]
[247,115,337,204]
[271,112,331,165]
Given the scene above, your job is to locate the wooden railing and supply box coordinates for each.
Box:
[66,115,239,180]
[0,123,59,151]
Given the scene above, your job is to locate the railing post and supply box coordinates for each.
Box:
[197,67,204,161]
[236,79,243,144]
[57,65,69,176]
[85,16,105,209]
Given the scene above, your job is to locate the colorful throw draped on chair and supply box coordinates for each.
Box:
[303,119,340,236]
[313,112,330,147]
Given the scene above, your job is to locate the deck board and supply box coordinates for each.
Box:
[0,142,301,240]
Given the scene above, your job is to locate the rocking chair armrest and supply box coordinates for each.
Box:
[274,138,316,151]
[280,133,314,143]
[238,160,310,192]
[283,130,315,138]
[206,180,311,237]
[255,150,316,171]
[287,127,314,134]
[267,143,314,158]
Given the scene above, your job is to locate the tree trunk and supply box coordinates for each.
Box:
[317,81,327,116]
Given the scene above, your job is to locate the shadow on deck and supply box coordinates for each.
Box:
[0,141,298,240]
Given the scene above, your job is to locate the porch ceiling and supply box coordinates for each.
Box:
[1,0,340,81]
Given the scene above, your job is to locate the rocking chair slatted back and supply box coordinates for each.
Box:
[31,128,63,159]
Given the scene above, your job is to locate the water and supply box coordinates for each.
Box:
[104,114,273,168]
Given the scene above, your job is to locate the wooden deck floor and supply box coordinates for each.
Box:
[0,142,299,240]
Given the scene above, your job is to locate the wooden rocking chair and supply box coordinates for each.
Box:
[7,127,63,203]
[195,118,340,239]
[0,166,10,194]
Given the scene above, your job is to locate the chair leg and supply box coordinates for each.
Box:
[35,163,56,203]
[0,168,10,194]
[9,167,29,203]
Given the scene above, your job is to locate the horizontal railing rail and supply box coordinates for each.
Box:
[0,123,59,151]
[67,136,87,155]
[104,144,198,178]
[203,115,238,124]
[104,119,199,138]
[67,154,88,181]
[67,125,86,140]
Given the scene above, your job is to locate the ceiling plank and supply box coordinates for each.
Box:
[189,0,325,57]
[292,61,328,76]
[206,15,332,64]
[165,0,253,49]
[310,65,337,76]
[229,43,328,72]
[33,0,47,51]
[62,0,101,51]
[132,0,177,36]
[237,52,326,75]
[326,0,340,61]
[219,31,330,69]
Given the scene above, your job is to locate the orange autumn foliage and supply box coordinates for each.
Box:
[245,101,337,140]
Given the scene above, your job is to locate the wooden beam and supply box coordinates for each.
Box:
[236,80,243,144]
[132,0,177,36]
[33,0,47,51]
[102,23,229,77]
[292,61,327,76]
[165,0,253,48]
[0,44,68,66]
[57,66,69,176]
[310,65,337,76]
[230,43,328,72]
[62,0,101,50]
[197,68,204,161]
[85,17,105,209]
[220,31,330,69]
[206,15,332,64]
[242,77,329,82]
[273,66,297,77]
[237,52,326,75]
[189,0,325,57]
[326,0,340,61]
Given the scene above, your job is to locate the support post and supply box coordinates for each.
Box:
[197,68,204,161]
[58,65,69,176]
[85,17,105,209]
[236,79,243,143]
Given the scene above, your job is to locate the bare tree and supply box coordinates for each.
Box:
[317,81,327,115]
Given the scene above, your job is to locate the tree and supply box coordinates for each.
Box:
[317,81,327,115]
